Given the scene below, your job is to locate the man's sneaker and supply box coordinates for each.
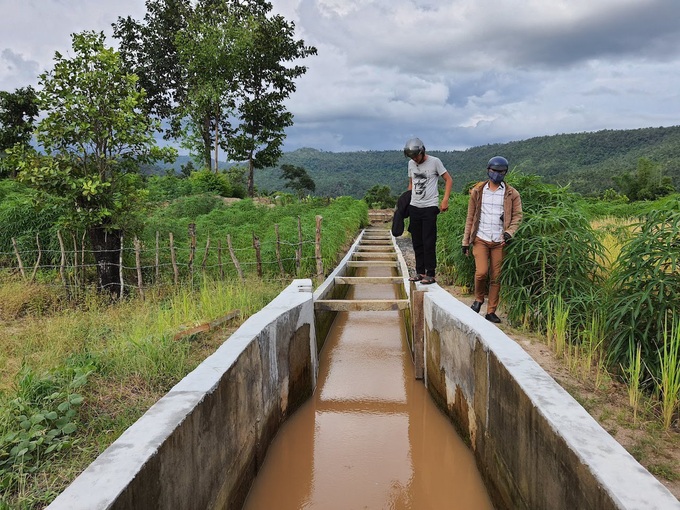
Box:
[485,312,501,323]
[471,301,482,313]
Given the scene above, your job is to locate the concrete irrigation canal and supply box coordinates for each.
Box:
[47,225,680,510]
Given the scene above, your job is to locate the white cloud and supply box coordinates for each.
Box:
[0,49,39,90]
[1,0,679,152]
[0,0,147,87]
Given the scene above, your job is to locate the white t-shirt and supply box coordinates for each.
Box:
[408,155,448,208]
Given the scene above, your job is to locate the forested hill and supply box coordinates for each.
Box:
[253,125,680,198]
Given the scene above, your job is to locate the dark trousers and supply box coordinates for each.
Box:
[408,205,439,277]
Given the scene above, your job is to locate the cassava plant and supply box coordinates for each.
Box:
[605,201,680,387]
[500,181,605,334]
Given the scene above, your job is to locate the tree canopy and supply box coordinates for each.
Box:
[613,157,675,202]
[0,86,38,151]
[226,8,317,196]
[114,0,316,188]
[0,86,39,177]
[15,31,176,295]
[280,163,315,197]
[175,3,254,171]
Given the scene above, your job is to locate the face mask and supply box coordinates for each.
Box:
[488,170,505,184]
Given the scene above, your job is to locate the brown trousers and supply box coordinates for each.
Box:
[472,237,505,313]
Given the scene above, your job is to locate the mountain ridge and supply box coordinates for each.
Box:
[161,125,680,198]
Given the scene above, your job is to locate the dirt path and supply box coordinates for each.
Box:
[392,234,680,499]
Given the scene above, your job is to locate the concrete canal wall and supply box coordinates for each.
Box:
[417,282,680,510]
[47,279,317,510]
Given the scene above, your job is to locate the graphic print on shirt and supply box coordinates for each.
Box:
[413,171,429,200]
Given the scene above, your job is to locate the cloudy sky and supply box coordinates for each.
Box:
[1,0,679,153]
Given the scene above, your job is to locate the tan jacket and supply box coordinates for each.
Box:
[463,181,523,246]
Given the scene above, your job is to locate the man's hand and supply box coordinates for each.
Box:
[502,232,512,245]
[462,245,469,256]
[440,198,449,212]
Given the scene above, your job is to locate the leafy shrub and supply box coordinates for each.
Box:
[0,365,91,492]
[145,175,193,202]
[606,200,680,383]
[501,175,605,331]
[0,181,63,266]
[435,192,474,286]
[188,170,232,196]
[501,205,605,332]
[363,185,396,209]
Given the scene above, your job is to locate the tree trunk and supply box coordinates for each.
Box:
[201,114,212,171]
[247,157,255,197]
[89,225,122,298]
[213,109,219,173]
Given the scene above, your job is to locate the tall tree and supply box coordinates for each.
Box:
[613,157,675,201]
[114,0,316,184]
[363,185,396,209]
[228,8,317,197]
[113,0,192,141]
[15,31,176,296]
[175,3,253,172]
[0,86,39,177]
[281,163,315,197]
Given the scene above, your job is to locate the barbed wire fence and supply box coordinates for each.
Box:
[2,216,327,299]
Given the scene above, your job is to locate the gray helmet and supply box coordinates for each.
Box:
[487,156,509,172]
[404,137,425,159]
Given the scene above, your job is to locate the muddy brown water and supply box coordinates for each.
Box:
[242,264,494,509]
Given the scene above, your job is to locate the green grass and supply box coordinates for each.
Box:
[657,317,680,430]
[0,277,284,508]
[648,463,680,482]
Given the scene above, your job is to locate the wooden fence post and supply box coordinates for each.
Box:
[119,232,124,301]
[31,233,42,282]
[11,238,25,280]
[218,239,224,279]
[72,233,79,288]
[296,216,302,274]
[134,236,144,300]
[10,224,329,290]
[315,215,323,279]
[202,235,210,272]
[155,231,160,281]
[188,223,196,285]
[80,231,86,285]
[169,232,179,286]
[275,224,284,277]
[252,233,262,277]
[57,230,66,289]
[227,234,244,282]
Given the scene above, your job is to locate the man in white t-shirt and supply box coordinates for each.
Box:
[403,137,453,285]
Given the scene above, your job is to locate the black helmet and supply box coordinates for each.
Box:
[487,156,509,172]
[404,137,425,159]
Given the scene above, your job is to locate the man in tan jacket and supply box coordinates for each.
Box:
[462,156,523,323]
